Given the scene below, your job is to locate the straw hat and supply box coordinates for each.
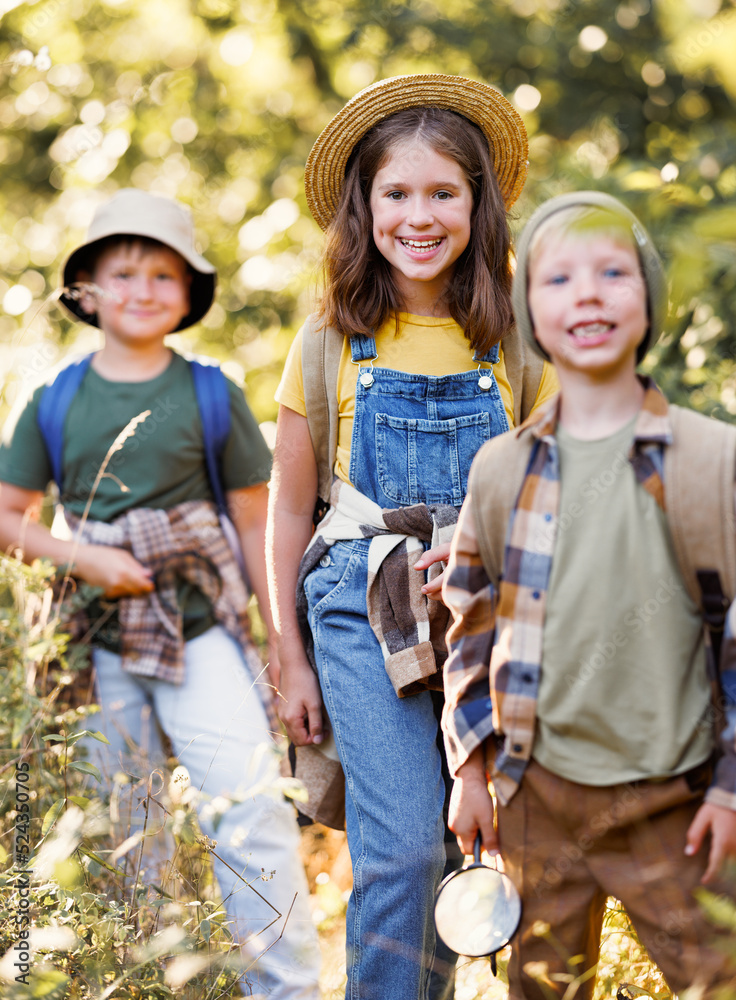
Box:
[60,189,216,330]
[511,191,667,363]
[305,73,529,231]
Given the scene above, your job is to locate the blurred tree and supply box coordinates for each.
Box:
[0,0,734,421]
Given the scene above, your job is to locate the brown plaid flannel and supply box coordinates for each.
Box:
[64,500,276,727]
[443,379,736,810]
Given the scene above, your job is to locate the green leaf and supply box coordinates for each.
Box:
[77,844,125,876]
[42,734,66,743]
[30,968,70,998]
[88,730,111,744]
[199,917,211,942]
[68,795,89,809]
[41,798,65,837]
[67,760,102,781]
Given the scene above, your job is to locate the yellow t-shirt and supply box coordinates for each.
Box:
[275,312,559,485]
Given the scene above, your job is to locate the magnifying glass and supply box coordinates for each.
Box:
[434,834,521,976]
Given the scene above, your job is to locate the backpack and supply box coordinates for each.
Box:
[300,317,546,514]
[468,404,736,663]
[36,351,246,573]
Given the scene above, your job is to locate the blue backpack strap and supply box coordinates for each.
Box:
[189,358,231,515]
[36,353,94,490]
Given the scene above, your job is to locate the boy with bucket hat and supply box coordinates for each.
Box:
[442,191,736,997]
[0,189,321,998]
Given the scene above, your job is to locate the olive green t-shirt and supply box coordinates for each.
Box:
[0,352,272,645]
[533,418,713,785]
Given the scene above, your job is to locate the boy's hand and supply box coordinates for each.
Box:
[448,747,498,856]
[414,541,452,603]
[685,801,736,884]
[74,544,154,597]
[278,644,325,747]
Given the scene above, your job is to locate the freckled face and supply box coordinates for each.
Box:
[528,233,648,375]
[90,243,191,346]
[369,140,474,312]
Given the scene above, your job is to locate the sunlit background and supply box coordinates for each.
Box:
[1,0,735,422]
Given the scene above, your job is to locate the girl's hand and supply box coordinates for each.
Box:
[75,544,154,597]
[448,748,498,856]
[414,541,452,602]
[685,801,736,884]
[278,643,326,747]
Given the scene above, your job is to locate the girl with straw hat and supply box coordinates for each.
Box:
[267,74,558,999]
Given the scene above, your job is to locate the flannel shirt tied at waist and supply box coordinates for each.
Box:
[63,501,273,717]
[296,478,459,698]
[443,378,736,810]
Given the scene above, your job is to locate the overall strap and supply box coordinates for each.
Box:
[500,325,545,427]
[37,352,94,489]
[349,335,378,363]
[301,317,343,513]
[664,405,736,660]
[472,343,500,364]
[189,359,230,515]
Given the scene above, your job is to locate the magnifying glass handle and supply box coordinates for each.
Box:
[491,953,497,977]
[474,832,482,864]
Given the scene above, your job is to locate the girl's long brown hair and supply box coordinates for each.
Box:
[318,107,514,355]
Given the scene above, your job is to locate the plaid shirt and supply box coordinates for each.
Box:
[443,379,736,810]
[64,501,277,730]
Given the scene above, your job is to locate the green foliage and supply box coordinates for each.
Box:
[0,556,248,997]
[1,0,735,424]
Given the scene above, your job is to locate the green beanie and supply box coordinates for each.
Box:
[511,191,667,363]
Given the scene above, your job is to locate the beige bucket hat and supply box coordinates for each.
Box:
[305,73,529,231]
[60,188,216,330]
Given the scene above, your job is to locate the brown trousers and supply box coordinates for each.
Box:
[497,759,736,999]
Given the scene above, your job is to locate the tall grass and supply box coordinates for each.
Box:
[0,554,251,998]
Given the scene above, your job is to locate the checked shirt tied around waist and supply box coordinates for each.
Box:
[63,499,277,728]
[296,477,459,697]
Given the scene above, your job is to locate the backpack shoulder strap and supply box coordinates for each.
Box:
[37,352,94,489]
[300,316,343,509]
[189,358,231,515]
[468,427,537,585]
[500,325,545,427]
[665,404,736,609]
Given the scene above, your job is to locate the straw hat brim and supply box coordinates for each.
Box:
[305,73,529,231]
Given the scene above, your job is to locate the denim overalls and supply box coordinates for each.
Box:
[304,334,509,1000]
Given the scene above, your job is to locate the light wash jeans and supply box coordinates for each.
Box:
[305,538,447,1000]
[88,626,321,999]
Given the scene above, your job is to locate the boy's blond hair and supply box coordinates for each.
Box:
[511,190,667,364]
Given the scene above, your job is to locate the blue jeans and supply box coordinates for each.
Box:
[88,626,320,999]
[305,539,447,1000]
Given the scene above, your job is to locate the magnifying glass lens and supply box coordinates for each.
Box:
[435,866,521,958]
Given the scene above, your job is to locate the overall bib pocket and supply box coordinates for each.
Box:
[374,410,492,506]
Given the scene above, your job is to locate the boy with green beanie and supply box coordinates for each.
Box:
[442,191,736,997]
[0,189,320,998]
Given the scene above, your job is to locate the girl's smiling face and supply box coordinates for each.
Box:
[369,139,473,314]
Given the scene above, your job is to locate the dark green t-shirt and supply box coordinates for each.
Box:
[0,351,273,645]
[0,352,272,518]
